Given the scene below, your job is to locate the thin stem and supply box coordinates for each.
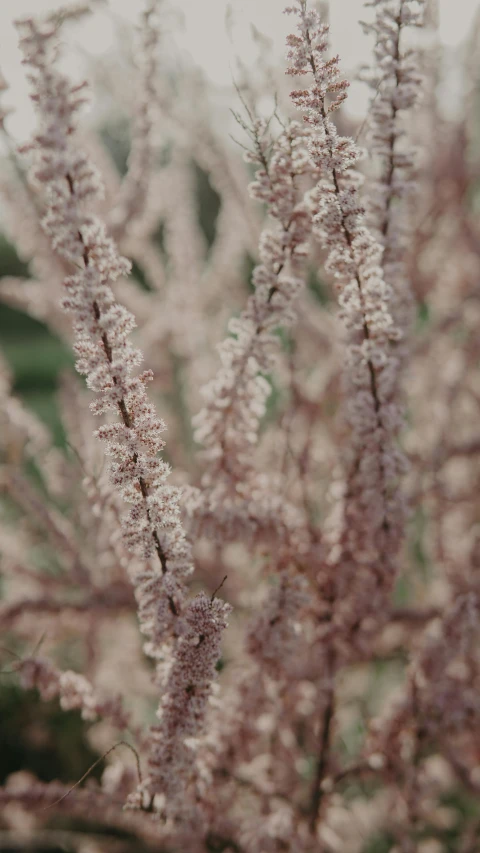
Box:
[309,661,336,832]
[44,740,143,811]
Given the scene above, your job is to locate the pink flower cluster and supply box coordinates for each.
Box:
[134,594,231,814]
[17,15,192,595]
[362,0,425,366]
[286,0,407,642]
[16,10,230,817]
[193,119,311,486]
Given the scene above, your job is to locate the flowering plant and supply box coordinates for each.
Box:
[0,1,479,851]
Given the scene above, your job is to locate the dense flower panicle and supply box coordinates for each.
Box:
[132,594,231,811]
[16,14,192,600]
[193,119,312,487]
[286,0,408,640]
[361,0,425,363]
[16,13,232,824]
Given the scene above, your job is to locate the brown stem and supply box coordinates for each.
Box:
[309,667,335,832]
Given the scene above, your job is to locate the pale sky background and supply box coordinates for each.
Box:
[0,0,478,140]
